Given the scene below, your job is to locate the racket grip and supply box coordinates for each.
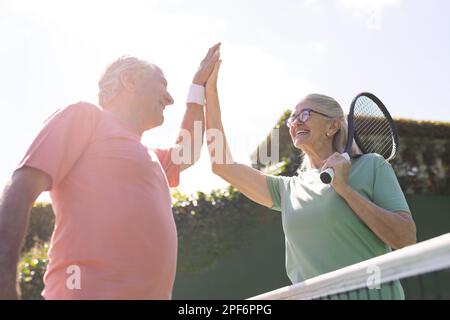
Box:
[320,168,335,184]
[319,153,350,184]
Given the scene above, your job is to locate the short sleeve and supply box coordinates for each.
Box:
[265,175,286,212]
[17,102,101,190]
[154,147,181,188]
[372,157,411,213]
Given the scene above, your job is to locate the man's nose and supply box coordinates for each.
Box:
[165,92,174,106]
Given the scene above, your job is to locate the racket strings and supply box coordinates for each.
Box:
[356,113,391,136]
[361,134,393,159]
[353,97,396,160]
[356,120,393,157]
[354,106,391,137]
[354,99,391,134]
[356,120,392,150]
[358,121,392,152]
[354,105,390,139]
[356,127,393,159]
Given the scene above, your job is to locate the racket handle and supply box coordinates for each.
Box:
[319,153,350,184]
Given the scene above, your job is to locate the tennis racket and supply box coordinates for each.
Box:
[319,92,399,184]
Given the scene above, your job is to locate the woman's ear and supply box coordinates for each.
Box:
[327,119,341,136]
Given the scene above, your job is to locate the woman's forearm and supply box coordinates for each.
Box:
[205,87,234,167]
[202,61,274,208]
[204,85,273,207]
[337,186,417,249]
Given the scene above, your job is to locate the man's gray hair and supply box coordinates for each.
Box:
[98,55,153,107]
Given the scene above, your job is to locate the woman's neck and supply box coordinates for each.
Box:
[302,143,335,169]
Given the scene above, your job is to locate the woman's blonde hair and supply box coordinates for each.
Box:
[298,93,362,172]
[98,55,153,108]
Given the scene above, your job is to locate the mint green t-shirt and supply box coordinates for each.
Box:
[265,153,411,300]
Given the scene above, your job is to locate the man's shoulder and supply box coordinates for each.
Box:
[63,101,103,115]
[45,101,103,123]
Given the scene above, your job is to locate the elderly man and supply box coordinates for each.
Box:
[0,43,221,299]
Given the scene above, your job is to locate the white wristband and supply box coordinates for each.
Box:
[187,83,205,105]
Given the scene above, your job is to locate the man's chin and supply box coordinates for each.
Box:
[145,117,164,131]
[156,115,165,127]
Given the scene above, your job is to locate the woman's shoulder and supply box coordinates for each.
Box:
[265,174,300,190]
[350,153,393,182]
[266,174,296,184]
[353,153,388,168]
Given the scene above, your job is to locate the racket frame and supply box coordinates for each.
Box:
[352,92,399,161]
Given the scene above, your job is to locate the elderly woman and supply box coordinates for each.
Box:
[204,59,417,299]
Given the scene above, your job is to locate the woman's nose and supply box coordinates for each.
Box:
[291,118,304,127]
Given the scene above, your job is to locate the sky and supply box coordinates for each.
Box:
[1,0,449,202]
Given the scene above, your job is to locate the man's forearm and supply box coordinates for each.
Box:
[176,103,205,170]
[0,181,35,296]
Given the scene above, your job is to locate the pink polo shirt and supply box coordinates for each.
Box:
[18,102,180,299]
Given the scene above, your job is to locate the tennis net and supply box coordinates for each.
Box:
[248,233,450,300]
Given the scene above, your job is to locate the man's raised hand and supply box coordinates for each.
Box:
[193,43,221,86]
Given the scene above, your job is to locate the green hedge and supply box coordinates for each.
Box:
[18,243,48,300]
[23,203,54,253]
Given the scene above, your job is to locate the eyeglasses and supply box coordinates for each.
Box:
[286,108,333,128]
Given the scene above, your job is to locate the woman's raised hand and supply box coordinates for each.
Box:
[206,58,222,93]
[193,43,221,86]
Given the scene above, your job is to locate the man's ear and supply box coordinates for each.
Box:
[119,70,138,92]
